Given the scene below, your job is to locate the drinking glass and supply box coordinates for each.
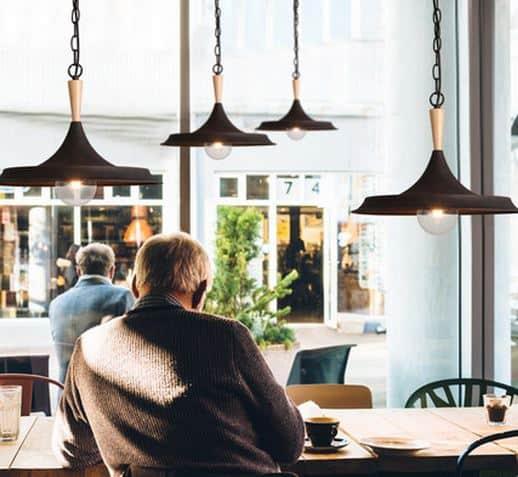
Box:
[0,385,22,442]
[483,394,511,426]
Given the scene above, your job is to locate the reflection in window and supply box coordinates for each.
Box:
[139,175,163,199]
[0,206,74,318]
[112,185,131,198]
[81,206,162,286]
[246,175,269,200]
[0,188,15,200]
[220,177,238,198]
[23,187,42,198]
[336,174,384,317]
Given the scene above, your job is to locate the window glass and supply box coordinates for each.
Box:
[23,187,42,198]
[112,185,131,198]
[81,206,162,286]
[246,175,269,200]
[139,175,163,200]
[0,1,179,323]
[219,177,238,198]
[0,206,73,317]
[193,0,464,408]
[0,188,15,200]
[502,0,518,385]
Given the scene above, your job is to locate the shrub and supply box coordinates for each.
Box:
[205,206,297,348]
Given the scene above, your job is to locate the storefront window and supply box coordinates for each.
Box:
[220,178,239,198]
[0,205,73,318]
[139,175,163,200]
[0,180,164,318]
[81,205,162,286]
[246,175,269,200]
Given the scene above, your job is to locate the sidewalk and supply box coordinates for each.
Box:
[291,324,387,408]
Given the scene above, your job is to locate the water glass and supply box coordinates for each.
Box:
[483,394,511,426]
[0,385,22,442]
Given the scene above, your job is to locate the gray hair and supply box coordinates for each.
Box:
[134,233,211,294]
[76,243,115,276]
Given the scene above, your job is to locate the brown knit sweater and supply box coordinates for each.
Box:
[52,297,304,477]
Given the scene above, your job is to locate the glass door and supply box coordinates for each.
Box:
[276,206,324,323]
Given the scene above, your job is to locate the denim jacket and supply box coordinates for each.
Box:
[49,275,134,382]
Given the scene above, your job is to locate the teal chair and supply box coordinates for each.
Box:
[286,345,355,385]
[457,430,518,476]
[405,378,518,408]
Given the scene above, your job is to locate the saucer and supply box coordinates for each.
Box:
[304,436,349,453]
[360,436,430,454]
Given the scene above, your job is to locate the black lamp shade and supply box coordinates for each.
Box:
[352,150,518,215]
[0,122,159,186]
[162,102,275,147]
[256,99,337,131]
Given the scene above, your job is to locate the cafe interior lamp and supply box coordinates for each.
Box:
[256,0,337,139]
[162,0,274,158]
[0,0,159,206]
[352,0,518,234]
[124,206,154,246]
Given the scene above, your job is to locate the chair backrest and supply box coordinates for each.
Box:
[457,430,518,476]
[0,373,64,416]
[405,378,518,408]
[286,345,356,385]
[286,384,373,409]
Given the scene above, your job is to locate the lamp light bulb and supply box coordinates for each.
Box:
[286,127,306,141]
[55,181,97,206]
[204,142,232,160]
[416,209,457,235]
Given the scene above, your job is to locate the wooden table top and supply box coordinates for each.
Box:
[2,407,518,476]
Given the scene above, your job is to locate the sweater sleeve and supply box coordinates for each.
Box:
[52,339,103,469]
[231,321,305,464]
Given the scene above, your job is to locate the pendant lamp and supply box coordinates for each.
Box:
[352,0,518,234]
[0,0,159,206]
[256,0,336,140]
[161,0,274,159]
[123,206,154,246]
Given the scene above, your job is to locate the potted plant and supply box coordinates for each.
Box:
[205,206,299,383]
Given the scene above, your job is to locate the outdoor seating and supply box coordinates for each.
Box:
[405,378,518,408]
[286,384,373,408]
[0,373,64,416]
[286,345,356,385]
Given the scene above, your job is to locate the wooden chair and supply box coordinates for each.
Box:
[405,378,518,408]
[0,373,64,416]
[456,430,518,476]
[286,384,373,409]
[286,345,356,385]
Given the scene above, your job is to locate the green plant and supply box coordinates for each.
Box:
[206,206,298,348]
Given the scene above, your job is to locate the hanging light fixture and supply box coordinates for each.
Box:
[161,0,274,159]
[256,0,336,140]
[0,0,159,206]
[352,0,518,234]
[123,206,154,246]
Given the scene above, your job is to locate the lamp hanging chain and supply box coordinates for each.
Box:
[212,0,223,75]
[68,0,83,79]
[429,0,444,108]
[292,0,300,80]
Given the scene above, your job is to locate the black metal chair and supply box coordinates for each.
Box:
[405,378,518,408]
[286,345,355,385]
[456,430,518,476]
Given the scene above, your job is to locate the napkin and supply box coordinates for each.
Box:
[298,400,325,420]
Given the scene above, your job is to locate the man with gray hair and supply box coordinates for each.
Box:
[49,242,134,382]
[53,232,304,477]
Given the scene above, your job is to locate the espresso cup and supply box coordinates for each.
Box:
[304,416,340,447]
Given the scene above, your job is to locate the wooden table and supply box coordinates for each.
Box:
[3,408,518,476]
